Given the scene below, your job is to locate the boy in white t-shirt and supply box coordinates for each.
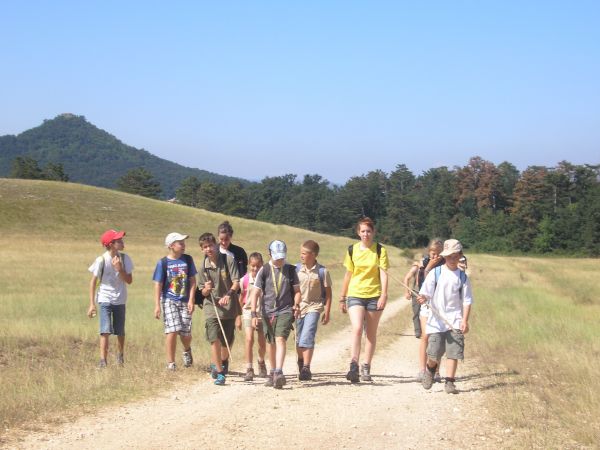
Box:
[417,239,473,394]
[88,229,134,368]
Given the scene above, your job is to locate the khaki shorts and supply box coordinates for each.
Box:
[426,330,465,361]
[205,318,236,346]
[262,312,294,344]
[242,309,262,329]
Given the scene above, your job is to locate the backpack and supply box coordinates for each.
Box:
[160,254,203,307]
[433,265,467,300]
[295,263,327,304]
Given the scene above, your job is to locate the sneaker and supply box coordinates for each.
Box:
[264,373,274,387]
[221,359,229,375]
[273,372,286,389]
[299,366,312,381]
[346,361,360,383]
[214,373,226,386]
[98,358,107,369]
[167,362,177,371]
[116,353,124,366]
[244,367,255,382]
[416,370,425,382]
[210,364,218,379]
[445,380,458,394]
[257,360,268,378]
[182,349,193,368]
[434,371,443,383]
[361,363,372,382]
[422,368,434,390]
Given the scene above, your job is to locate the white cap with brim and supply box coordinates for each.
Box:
[440,239,462,257]
[269,240,287,260]
[165,232,189,247]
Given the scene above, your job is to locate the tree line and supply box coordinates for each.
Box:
[174,157,600,256]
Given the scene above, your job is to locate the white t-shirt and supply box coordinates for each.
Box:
[88,252,134,305]
[418,265,473,333]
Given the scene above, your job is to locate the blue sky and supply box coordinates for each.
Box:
[1,1,599,184]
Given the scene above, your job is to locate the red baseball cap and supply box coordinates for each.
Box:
[101,229,126,246]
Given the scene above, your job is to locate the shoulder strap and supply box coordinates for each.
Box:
[98,255,106,283]
[348,244,354,262]
[376,242,382,258]
[220,252,231,281]
[317,263,326,302]
[160,257,169,296]
[295,263,302,272]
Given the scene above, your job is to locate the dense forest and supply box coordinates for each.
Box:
[174,158,600,256]
[0,114,246,196]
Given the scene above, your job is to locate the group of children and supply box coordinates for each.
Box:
[89,220,473,393]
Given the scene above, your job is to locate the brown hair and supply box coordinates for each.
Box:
[356,216,375,233]
[301,240,320,256]
[217,221,234,236]
[428,238,443,252]
[248,252,263,264]
[198,232,217,246]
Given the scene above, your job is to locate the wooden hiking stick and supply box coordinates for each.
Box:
[204,269,234,365]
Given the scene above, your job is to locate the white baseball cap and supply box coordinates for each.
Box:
[165,232,189,247]
[440,239,463,256]
[269,240,287,260]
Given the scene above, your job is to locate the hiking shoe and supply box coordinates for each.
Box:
[299,366,312,381]
[244,368,255,382]
[434,371,443,383]
[273,372,286,389]
[445,380,458,394]
[166,362,177,371]
[264,373,274,387]
[416,370,425,382]
[257,360,268,378]
[361,363,372,382]
[182,349,193,368]
[222,359,229,375]
[422,369,434,390]
[210,364,218,379]
[98,359,107,369]
[346,361,360,383]
[214,373,226,386]
[116,353,124,366]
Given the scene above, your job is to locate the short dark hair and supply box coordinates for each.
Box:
[198,232,217,245]
[217,221,234,236]
[248,252,263,264]
[302,240,320,256]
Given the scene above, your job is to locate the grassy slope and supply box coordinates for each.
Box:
[0,179,409,435]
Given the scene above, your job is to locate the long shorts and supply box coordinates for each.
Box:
[347,296,380,311]
[242,309,263,330]
[296,311,320,349]
[427,330,465,361]
[162,298,192,336]
[205,318,236,346]
[262,312,294,344]
[99,303,126,336]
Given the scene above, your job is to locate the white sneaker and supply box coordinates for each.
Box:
[166,362,177,371]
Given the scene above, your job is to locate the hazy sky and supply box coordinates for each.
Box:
[1,1,599,184]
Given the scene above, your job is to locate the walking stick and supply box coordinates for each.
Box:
[205,269,234,365]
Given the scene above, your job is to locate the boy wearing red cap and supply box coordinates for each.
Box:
[88,229,134,368]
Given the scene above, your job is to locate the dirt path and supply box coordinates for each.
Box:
[12,300,515,449]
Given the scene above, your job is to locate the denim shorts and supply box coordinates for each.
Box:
[296,311,320,349]
[99,303,126,336]
[347,296,380,311]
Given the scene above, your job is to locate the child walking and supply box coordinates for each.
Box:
[295,240,332,381]
[197,232,241,386]
[248,240,301,389]
[152,232,197,371]
[239,252,268,381]
[88,229,133,368]
[417,239,473,394]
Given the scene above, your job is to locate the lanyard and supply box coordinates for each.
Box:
[270,263,283,299]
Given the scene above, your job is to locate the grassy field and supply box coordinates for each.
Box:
[1,179,599,448]
[467,255,600,447]
[0,179,409,438]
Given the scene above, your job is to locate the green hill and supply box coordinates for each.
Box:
[0,114,248,197]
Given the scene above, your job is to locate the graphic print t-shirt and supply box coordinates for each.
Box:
[152,255,198,302]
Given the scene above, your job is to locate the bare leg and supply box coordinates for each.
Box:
[211,340,223,372]
[348,306,366,362]
[257,328,267,361]
[419,315,428,371]
[245,327,255,365]
[117,335,125,354]
[180,334,192,352]
[445,358,458,379]
[275,337,287,369]
[100,333,109,360]
[267,341,276,370]
[302,348,314,365]
[363,310,383,365]
[165,332,177,363]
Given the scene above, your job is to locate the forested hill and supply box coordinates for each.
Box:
[0,114,247,197]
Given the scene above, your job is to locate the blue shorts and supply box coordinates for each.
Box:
[347,296,380,311]
[296,312,320,349]
[99,303,126,336]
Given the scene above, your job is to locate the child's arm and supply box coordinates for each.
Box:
[88,275,98,318]
[187,276,197,314]
[154,281,162,319]
[403,265,418,299]
[377,268,388,310]
[339,271,352,313]
[322,285,332,325]
[292,285,301,319]
[461,304,471,334]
